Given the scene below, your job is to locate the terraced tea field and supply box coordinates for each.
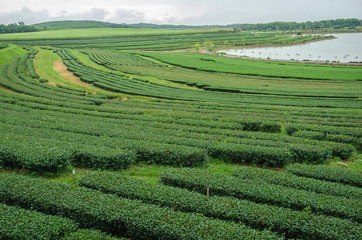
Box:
[0,28,361,239]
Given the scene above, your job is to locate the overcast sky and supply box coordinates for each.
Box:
[0,0,361,25]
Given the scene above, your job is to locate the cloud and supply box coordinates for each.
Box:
[0,6,148,25]
[0,7,52,25]
[106,9,146,24]
[0,1,361,26]
[58,8,109,21]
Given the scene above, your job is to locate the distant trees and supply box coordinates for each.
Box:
[229,19,361,32]
[0,23,38,34]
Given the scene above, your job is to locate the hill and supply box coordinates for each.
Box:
[32,20,128,30]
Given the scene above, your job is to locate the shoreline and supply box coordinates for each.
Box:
[213,34,362,66]
[214,35,335,51]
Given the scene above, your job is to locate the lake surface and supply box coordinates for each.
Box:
[219,33,362,63]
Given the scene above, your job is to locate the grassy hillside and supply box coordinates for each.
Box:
[140,51,362,81]
[0,44,27,65]
[33,20,128,30]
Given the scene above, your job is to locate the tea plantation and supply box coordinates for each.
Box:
[0,27,361,239]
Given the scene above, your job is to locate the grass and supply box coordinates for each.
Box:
[328,153,362,172]
[35,48,116,94]
[140,51,362,81]
[72,50,202,90]
[3,156,359,189]
[0,28,223,41]
[0,44,27,65]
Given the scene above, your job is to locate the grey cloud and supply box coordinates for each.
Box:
[59,8,109,21]
[0,7,52,25]
[0,0,361,26]
[106,9,146,24]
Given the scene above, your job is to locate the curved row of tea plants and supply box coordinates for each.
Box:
[0,97,355,168]
[160,168,362,222]
[0,173,283,240]
[233,166,361,199]
[0,203,122,240]
[79,171,362,240]
[287,164,362,187]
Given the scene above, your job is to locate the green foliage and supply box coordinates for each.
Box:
[233,18,361,31]
[0,133,72,173]
[79,171,362,240]
[326,134,362,149]
[0,23,38,34]
[39,78,49,83]
[0,203,78,240]
[287,164,362,187]
[232,166,362,199]
[292,130,325,140]
[33,20,129,30]
[64,229,123,240]
[0,44,27,65]
[160,168,362,222]
[0,173,283,240]
[139,51,362,81]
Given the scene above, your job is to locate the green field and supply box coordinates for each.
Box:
[0,44,27,65]
[0,27,361,240]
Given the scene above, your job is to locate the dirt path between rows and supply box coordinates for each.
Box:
[52,61,94,88]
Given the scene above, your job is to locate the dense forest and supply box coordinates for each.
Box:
[0,22,38,34]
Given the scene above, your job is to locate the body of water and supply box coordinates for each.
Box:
[219,33,362,63]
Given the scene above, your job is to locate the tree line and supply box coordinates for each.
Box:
[229,19,361,31]
[0,22,38,34]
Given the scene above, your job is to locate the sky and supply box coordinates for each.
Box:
[0,0,361,25]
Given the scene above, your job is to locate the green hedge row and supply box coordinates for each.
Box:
[64,229,124,240]
[160,168,362,222]
[232,166,361,199]
[0,173,282,240]
[326,134,362,150]
[286,123,362,144]
[0,57,100,106]
[0,131,135,172]
[79,171,362,240]
[292,130,325,140]
[0,203,78,240]
[1,106,292,167]
[0,106,305,167]
[292,130,361,150]
[0,203,124,240]
[0,133,72,173]
[1,120,208,168]
[287,164,362,187]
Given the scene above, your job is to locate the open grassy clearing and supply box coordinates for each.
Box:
[34,48,117,94]
[0,27,361,239]
[92,50,361,98]
[0,27,221,40]
[0,44,27,65]
[140,51,362,81]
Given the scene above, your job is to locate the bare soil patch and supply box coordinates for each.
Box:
[53,61,94,88]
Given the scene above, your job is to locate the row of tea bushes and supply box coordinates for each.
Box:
[232,166,361,199]
[286,123,362,148]
[0,203,77,240]
[0,131,136,172]
[287,164,362,187]
[79,171,362,240]
[0,203,124,240]
[160,168,362,222]
[0,120,208,168]
[0,104,341,167]
[0,173,282,240]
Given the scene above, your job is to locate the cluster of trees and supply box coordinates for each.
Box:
[0,22,38,34]
[230,18,361,31]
